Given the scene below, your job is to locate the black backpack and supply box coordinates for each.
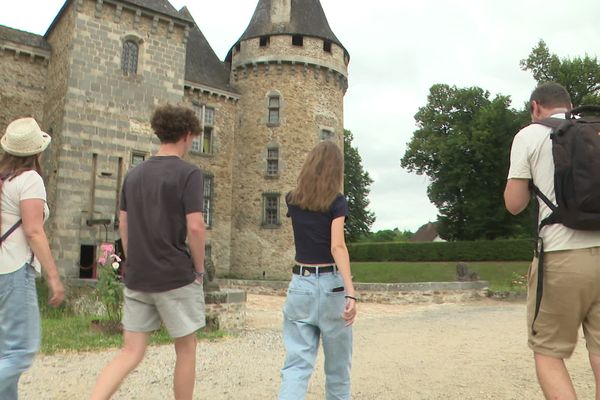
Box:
[529,105,600,335]
[531,105,600,231]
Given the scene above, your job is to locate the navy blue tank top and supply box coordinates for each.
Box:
[286,193,349,264]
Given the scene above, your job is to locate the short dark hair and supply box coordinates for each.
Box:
[529,82,572,111]
[150,104,201,143]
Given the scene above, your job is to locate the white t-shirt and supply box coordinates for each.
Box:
[0,170,50,274]
[508,114,600,251]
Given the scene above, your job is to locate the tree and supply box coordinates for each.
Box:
[521,40,600,106]
[344,130,375,242]
[401,84,531,240]
[357,228,414,243]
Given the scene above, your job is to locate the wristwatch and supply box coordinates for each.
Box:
[194,271,206,278]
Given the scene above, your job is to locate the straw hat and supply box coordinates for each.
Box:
[1,117,51,157]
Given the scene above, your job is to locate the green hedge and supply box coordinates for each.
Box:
[348,239,533,262]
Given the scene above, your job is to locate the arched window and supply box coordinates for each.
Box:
[122,40,139,75]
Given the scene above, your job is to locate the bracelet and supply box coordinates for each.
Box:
[194,271,206,278]
[345,295,357,301]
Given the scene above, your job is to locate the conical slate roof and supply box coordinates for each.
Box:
[227,0,347,60]
[180,7,236,93]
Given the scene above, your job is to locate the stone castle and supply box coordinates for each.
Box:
[0,0,349,279]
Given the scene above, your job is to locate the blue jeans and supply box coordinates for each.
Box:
[0,264,40,400]
[278,272,352,400]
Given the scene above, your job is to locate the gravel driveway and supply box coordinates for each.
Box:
[20,295,596,399]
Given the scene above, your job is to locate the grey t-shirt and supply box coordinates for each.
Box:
[120,156,204,292]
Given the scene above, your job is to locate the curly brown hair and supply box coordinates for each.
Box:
[150,104,201,143]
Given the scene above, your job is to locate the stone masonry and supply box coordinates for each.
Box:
[0,0,349,280]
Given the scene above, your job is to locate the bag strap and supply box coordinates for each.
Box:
[532,118,564,130]
[0,219,23,243]
[569,105,600,117]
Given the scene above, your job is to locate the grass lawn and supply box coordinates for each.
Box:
[352,261,530,292]
[41,316,225,354]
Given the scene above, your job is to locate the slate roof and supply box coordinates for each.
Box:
[180,7,236,93]
[121,0,193,23]
[227,0,347,60]
[411,222,441,242]
[0,25,50,51]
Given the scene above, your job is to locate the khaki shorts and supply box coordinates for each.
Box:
[122,280,206,338]
[528,246,600,358]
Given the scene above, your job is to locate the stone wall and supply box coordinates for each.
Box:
[184,89,238,277]
[232,36,348,76]
[48,0,189,276]
[229,34,347,280]
[42,0,76,244]
[219,279,490,305]
[0,48,48,135]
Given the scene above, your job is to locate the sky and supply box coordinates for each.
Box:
[1,0,600,232]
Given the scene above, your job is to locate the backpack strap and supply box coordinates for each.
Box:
[0,219,22,243]
[532,117,564,130]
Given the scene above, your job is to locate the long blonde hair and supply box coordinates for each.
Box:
[288,141,343,212]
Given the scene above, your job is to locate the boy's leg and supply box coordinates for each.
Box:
[91,287,160,400]
[534,353,576,400]
[90,330,150,400]
[589,353,600,400]
[155,281,205,400]
[174,333,197,400]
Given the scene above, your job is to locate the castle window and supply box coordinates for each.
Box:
[323,40,332,53]
[266,146,279,177]
[235,43,241,53]
[292,35,303,46]
[262,193,281,227]
[122,40,139,75]
[260,36,270,47]
[268,95,280,125]
[131,151,146,167]
[203,173,214,227]
[192,105,214,154]
[205,243,212,260]
[320,129,335,141]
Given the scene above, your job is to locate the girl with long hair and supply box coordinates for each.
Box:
[0,117,64,399]
[278,140,357,400]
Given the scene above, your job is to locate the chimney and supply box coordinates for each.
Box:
[271,0,291,24]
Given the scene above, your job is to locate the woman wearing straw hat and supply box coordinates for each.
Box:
[278,141,357,400]
[0,117,64,399]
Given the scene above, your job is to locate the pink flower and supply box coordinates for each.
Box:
[98,256,107,265]
[111,254,122,262]
[101,243,114,254]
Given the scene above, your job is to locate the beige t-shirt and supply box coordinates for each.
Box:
[508,114,600,251]
[0,170,50,274]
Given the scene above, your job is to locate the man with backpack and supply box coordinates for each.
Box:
[504,82,600,399]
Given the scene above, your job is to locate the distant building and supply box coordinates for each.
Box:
[0,0,349,280]
[411,222,445,242]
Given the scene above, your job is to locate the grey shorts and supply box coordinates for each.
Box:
[122,280,206,338]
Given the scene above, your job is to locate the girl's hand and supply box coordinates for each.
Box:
[343,297,357,326]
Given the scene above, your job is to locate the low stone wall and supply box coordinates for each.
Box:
[67,279,247,332]
[219,279,489,305]
[205,289,247,332]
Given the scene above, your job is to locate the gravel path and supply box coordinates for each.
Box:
[20,295,596,399]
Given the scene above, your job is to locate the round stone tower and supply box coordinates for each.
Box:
[226,0,349,279]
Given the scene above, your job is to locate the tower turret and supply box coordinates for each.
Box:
[228,0,349,279]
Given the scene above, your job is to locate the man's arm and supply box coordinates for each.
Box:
[504,179,530,215]
[186,212,205,276]
[119,211,128,257]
